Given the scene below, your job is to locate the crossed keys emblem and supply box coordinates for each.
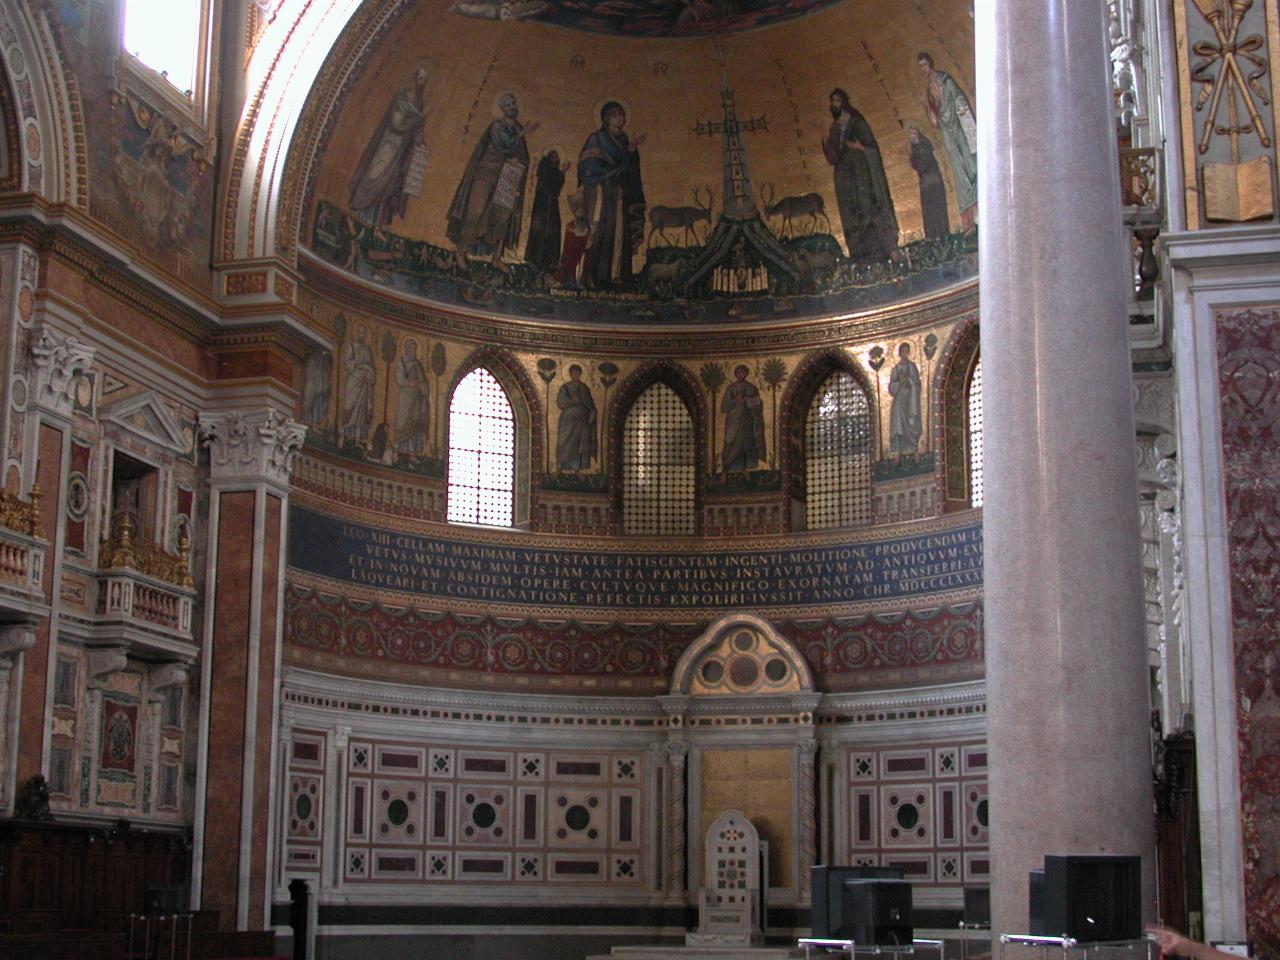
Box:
[1190,0,1272,155]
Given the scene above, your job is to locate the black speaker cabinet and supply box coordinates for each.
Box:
[963,885,991,925]
[144,884,186,915]
[810,865,904,939]
[840,878,913,946]
[1028,869,1046,935]
[1042,855,1142,942]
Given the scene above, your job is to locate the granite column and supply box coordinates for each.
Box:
[976,0,1156,936]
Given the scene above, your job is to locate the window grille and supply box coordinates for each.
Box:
[623,383,695,535]
[805,370,872,529]
[968,358,984,508]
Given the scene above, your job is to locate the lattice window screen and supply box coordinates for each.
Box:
[622,383,695,536]
[805,371,872,530]
[968,358,984,508]
[448,367,515,527]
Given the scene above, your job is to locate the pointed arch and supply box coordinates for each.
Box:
[444,346,541,527]
[779,349,877,531]
[935,319,980,510]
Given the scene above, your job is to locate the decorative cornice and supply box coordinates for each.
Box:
[30,324,94,417]
[200,407,307,487]
[0,200,220,341]
[297,252,980,357]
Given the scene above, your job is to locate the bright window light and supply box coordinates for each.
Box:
[447,368,515,527]
[123,0,201,95]
[968,358,984,508]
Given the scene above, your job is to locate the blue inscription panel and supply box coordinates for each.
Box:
[288,506,983,611]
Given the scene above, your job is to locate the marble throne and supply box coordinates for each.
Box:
[687,809,767,946]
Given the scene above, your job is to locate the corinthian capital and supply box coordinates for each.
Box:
[30,325,95,417]
[200,407,307,486]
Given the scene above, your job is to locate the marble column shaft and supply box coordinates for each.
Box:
[976,0,1156,936]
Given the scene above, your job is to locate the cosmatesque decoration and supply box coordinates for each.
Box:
[30,326,96,418]
[200,408,307,486]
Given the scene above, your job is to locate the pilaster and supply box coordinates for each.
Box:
[193,405,304,930]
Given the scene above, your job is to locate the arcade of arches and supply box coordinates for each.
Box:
[0,1,1276,958]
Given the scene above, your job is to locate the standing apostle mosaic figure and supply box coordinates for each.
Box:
[917,52,977,230]
[556,364,598,471]
[822,88,899,262]
[448,92,540,271]
[348,67,429,228]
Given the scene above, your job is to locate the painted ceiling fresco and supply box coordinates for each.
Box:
[306,0,977,324]
[449,0,849,37]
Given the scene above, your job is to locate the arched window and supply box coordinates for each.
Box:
[447,367,515,526]
[622,382,695,535]
[805,370,872,530]
[967,357,983,508]
[122,0,204,96]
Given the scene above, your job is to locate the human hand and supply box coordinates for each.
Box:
[525,120,542,135]
[1146,925,1202,960]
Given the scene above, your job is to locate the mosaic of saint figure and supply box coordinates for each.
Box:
[917,52,977,230]
[822,88,899,262]
[447,92,539,270]
[394,338,429,455]
[526,149,571,274]
[303,348,332,427]
[577,102,647,289]
[348,67,428,227]
[556,364,598,471]
[721,364,766,472]
[888,342,922,456]
[341,323,376,443]
[908,125,950,240]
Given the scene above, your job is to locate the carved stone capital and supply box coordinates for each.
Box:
[149,662,190,691]
[665,740,689,763]
[200,408,307,486]
[333,725,351,752]
[30,325,95,417]
[86,645,128,687]
[0,623,37,668]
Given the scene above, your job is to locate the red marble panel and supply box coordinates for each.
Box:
[248,494,282,923]
[201,491,256,929]
[17,424,63,780]
[1215,306,1280,954]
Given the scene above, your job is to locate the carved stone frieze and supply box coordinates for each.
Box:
[30,326,95,418]
[1133,373,1175,433]
[200,408,307,486]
